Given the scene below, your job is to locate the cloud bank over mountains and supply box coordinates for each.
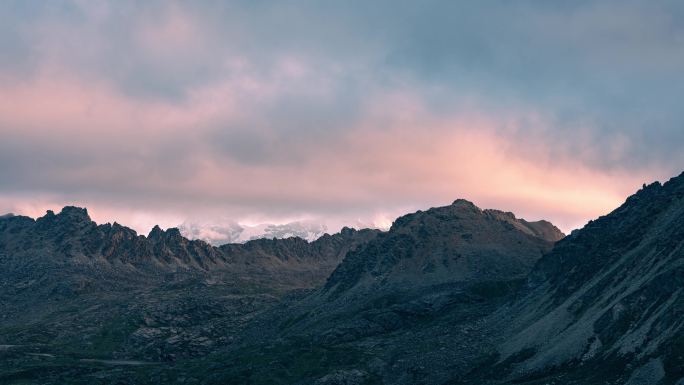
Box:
[177,220,330,245]
[1,1,683,233]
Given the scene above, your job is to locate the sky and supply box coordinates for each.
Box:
[1,0,684,236]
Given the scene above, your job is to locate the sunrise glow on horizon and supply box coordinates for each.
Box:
[2,1,683,236]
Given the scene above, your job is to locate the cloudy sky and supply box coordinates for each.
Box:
[1,0,683,235]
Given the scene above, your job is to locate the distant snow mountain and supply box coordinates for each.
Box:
[177,220,329,245]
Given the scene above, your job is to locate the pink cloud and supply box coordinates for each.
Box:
[0,68,665,235]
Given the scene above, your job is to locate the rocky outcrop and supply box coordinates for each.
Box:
[324,199,561,297]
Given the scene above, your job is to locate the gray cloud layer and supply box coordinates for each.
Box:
[1,0,683,233]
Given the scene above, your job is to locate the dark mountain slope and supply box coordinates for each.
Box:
[10,173,682,385]
[192,200,564,385]
[465,173,684,385]
[0,207,378,383]
[190,176,684,385]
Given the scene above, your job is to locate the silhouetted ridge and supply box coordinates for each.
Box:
[0,206,380,283]
[324,200,560,296]
[58,206,91,221]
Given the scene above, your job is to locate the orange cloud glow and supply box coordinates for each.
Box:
[0,71,666,234]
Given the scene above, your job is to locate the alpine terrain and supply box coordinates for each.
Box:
[1,173,683,385]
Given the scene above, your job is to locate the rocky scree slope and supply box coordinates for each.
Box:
[466,173,684,385]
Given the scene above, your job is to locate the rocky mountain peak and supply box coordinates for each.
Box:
[325,200,560,296]
[148,225,164,240]
[57,206,92,222]
[339,226,356,236]
[451,198,479,208]
[146,226,187,251]
[389,200,480,232]
[165,227,183,239]
[34,206,94,233]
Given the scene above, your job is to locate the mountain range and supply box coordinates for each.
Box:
[1,173,683,384]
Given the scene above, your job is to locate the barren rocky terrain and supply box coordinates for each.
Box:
[1,174,683,384]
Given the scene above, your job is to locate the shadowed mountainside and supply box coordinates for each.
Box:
[0,208,378,382]
[177,199,564,384]
[2,172,683,385]
[467,174,684,384]
[172,176,683,385]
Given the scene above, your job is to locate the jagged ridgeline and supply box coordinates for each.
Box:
[0,206,378,290]
[0,208,378,383]
[1,174,683,385]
